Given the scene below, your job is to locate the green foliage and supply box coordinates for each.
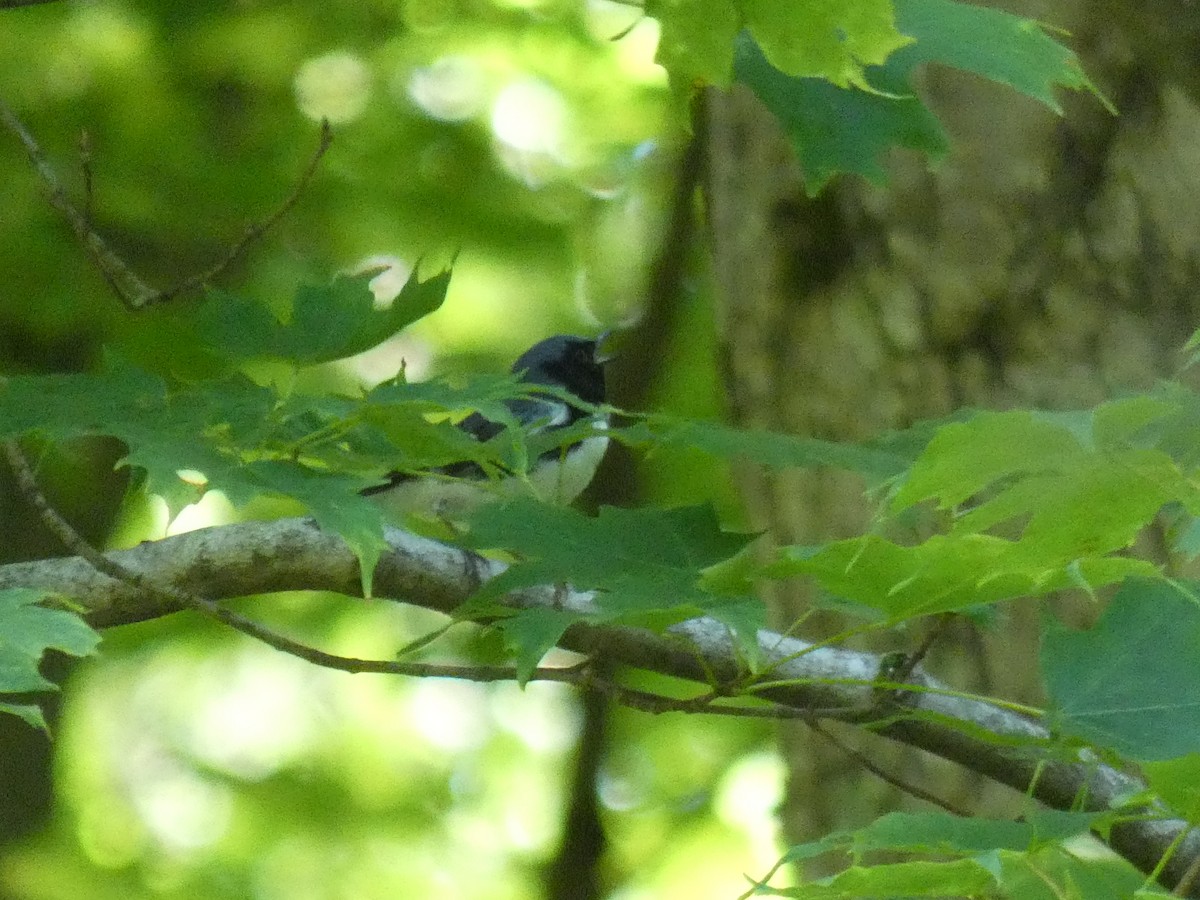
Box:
[189,269,451,370]
[465,500,761,681]
[725,0,1104,191]
[754,809,1153,898]
[1042,578,1200,761]
[0,588,102,731]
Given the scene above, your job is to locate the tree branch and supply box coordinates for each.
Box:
[0,98,332,308]
[0,517,1196,894]
[0,0,69,8]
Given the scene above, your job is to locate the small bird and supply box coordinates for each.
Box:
[362,334,610,522]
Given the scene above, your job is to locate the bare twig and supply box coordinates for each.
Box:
[78,128,93,227]
[808,719,968,816]
[0,98,332,308]
[152,118,334,303]
[0,96,155,306]
[0,0,70,8]
[892,613,955,686]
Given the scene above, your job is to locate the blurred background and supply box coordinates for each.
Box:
[0,1,760,898]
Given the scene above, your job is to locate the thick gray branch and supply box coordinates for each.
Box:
[1,517,1196,893]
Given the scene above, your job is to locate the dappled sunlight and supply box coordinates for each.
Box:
[165,489,236,537]
[491,77,573,187]
[406,55,489,123]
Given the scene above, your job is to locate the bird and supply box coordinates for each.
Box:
[362,334,610,523]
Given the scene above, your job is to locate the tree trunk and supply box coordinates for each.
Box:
[703,0,1200,857]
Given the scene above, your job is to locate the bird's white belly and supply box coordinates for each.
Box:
[369,434,610,523]
[519,434,610,505]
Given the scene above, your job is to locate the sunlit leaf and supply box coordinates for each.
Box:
[741,0,910,88]
[770,533,1154,618]
[650,0,739,91]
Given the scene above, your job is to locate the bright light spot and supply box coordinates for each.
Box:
[714,751,786,865]
[176,468,208,487]
[188,650,319,779]
[348,253,412,308]
[584,0,641,41]
[406,55,487,122]
[611,16,664,82]
[409,679,491,751]
[491,681,580,753]
[492,78,566,153]
[294,51,371,124]
[491,78,571,186]
[597,771,643,811]
[166,489,235,536]
[133,765,232,852]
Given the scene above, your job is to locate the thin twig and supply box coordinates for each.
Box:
[891,613,955,688]
[152,118,334,303]
[0,96,155,306]
[0,97,332,308]
[808,719,969,816]
[78,128,93,227]
[0,0,70,8]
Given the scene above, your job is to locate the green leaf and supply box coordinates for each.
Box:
[650,0,739,91]
[890,408,1194,566]
[958,451,1186,562]
[732,0,1103,192]
[1042,578,1200,760]
[823,857,997,895]
[495,608,584,686]
[467,501,755,621]
[193,267,451,368]
[733,32,949,193]
[0,703,48,731]
[0,357,279,513]
[741,0,911,88]
[0,589,101,720]
[0,353,168,443]
[1144,754,1200,822]
[769,533,1153,619]
[237,461,388,597]
[625,415,914,484]
[892,0,1105,115]
[892,411,1086,512]
[855,810,1095,855]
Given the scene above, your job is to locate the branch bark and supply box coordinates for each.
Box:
[1,517,1196,893]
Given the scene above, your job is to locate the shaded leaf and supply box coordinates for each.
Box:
[1042,578,1200,760]
[193,268,451,368]
[495,608,584,686]
[0,589,101,730]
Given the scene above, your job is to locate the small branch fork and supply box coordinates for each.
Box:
[0,96,332,309]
